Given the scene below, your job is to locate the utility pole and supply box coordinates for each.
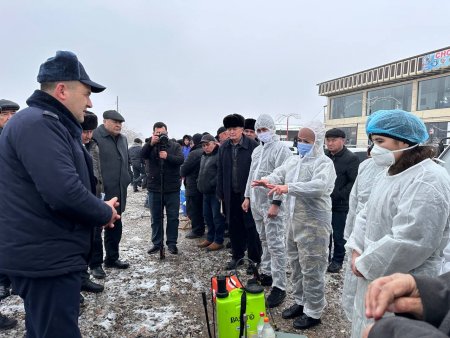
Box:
[116,96,119,112]
[277,114,301,140]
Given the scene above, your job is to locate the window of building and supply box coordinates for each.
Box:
[367,83,412,115]
[368,71,372,82]
[403,61,409,75]
[339,126,357,146]
[424,122,449,146]
[330,93,363,119]
[410,58,416,73]
[418,75,450,110]
[384,66,389,78]
[396,63,402,76]
[390,64,395,78]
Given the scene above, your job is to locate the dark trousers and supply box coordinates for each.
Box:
[186,193,205,235]
[104,216,122,264]
[10,272,82,338]
[149,191,180,247]
[89,226,104,269]
[228,192,262,263]
[132,165,145,190]
[329,210,348,265]
[203,193,225,244]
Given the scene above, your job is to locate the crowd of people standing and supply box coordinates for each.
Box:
[2,50,450,338]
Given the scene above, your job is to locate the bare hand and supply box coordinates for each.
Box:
[365,273,422,321]
[362,323,374,338]
[150,134,159,146]
[251,179,269,188]
[267,204,279,218]
[159,151,168,159]
[268,185,288,196]
[242,198,250,212]
[104,197,120,228]
[351,250,363,277]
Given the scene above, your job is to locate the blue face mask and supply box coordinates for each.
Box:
[297,143,313,156]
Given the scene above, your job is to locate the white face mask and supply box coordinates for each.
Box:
[371,143,418,167]
[257,130,274,144]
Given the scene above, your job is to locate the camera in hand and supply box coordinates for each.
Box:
[158,133,169,151]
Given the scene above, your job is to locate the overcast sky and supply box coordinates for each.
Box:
[1,1,448,139]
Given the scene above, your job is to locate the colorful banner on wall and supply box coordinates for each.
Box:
[422,48,450,72]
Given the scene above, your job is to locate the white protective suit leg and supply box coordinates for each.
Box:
[342,252,357,322]
[287,219,330,319]
[254,208,287,290]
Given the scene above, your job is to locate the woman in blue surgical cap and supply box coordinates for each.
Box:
[345,109,450,338]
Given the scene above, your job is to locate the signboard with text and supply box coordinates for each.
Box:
[422,49,450,72]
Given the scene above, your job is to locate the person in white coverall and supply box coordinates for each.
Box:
[341,152,385,321]
[252,121,336,330]
[345,109,450,338]
[243,114,292,309]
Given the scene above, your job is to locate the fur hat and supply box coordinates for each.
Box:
[244,118,256,131]
[223,114,245,129]
[81,111,98,130]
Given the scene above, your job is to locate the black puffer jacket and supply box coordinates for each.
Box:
[180,144,203,196]
[325,146,360,212]
[141,140,184,193]
[197,146,219,194]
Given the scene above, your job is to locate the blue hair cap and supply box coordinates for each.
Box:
[366,109,428,144]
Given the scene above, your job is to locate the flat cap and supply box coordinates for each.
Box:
[80,111,98,130]
[37,51,106,93]
[223,114,245,129]
[200,134,216,143]
[192,133,203,145]
[325,128,346,139]
[216,126,227,135]
[0,99,20,112]
[103,110,125,122]
[244,118,256,131]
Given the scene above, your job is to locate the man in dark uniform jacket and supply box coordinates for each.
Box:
[0,51,119,338]
[93,110,132,270]
[324,128,359,273]
[0,99,20,330]
[216,114,262,271]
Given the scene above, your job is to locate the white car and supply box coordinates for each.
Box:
[280,141,298,155]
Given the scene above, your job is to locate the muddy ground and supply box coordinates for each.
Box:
[2,187,351,337]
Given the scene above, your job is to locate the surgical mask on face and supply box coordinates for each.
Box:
[297,143,313,156]
[257,131,274,144]
[370,143,418,167]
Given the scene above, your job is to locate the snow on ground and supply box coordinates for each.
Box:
[1,187,350,337]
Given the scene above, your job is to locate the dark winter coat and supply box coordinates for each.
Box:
[128,143,144,167]
[93,125,132,213]
[141,140,184,193]
[0,90,112,278]
[180,144,203,197]
[197,146,219,195]
[325,146,359,212]
[216,135,258,223]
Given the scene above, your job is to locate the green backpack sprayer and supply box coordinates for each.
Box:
[201,258,307,338]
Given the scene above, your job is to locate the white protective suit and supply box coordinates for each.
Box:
[341,158,385,321]
[265,121,336,319]
[346,158,450,338]
[244,114,292,290]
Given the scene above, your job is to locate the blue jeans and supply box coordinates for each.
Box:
[149,191,180,247]
[203,193,225,244]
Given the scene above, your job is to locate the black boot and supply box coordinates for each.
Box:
[266,287,286,308]
[81,278,104,293]
[293,314,321,329]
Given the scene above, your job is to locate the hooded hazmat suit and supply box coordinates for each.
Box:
[341,158,385,321]
[244,114,292,290]
[265,121,336,319]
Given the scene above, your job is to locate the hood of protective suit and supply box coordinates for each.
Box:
[299,120,326,158]
[255,114,280,143]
